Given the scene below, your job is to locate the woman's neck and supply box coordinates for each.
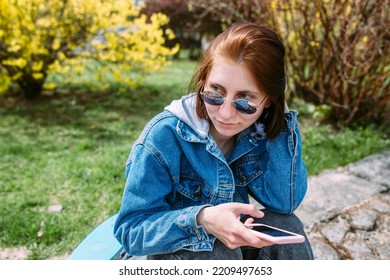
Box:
[209,125,236,155]
[218,137,236,155]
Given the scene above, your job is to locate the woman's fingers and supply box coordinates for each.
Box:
[230,203,264,219]
[196,203,272,249]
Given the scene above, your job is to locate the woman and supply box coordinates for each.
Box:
[114,22,314,260]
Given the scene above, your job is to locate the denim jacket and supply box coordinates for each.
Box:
[114,94,307,256]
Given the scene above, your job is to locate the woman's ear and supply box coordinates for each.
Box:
[264,98,271,108]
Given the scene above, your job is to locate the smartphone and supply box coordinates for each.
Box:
[245,223,305,244]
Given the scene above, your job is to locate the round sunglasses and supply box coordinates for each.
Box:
[200,91,267,115]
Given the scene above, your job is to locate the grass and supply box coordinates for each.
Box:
[0,59,388,259]
[301,124,389,175]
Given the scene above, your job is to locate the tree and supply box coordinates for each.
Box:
[0,0,178,99]
[142,0,222,60]
[188,0,273,28]
[142,1,273,60]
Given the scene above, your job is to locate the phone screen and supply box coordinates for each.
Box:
[252,225,295,237]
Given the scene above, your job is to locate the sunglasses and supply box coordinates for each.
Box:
[200,91,267,115]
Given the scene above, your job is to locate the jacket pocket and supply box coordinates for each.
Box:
[175,174,210,208]
[231,155,263,187]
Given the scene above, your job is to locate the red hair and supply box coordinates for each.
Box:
[189,23,286,139]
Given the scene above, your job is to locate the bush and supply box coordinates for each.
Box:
[0,0,178,99]
[272,0,390,125]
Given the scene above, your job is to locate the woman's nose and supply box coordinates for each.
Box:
[219,99,236,119]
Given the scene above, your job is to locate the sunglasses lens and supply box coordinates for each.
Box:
[201,91,257,114]
[234,100,257,114]
[201,92,224,106]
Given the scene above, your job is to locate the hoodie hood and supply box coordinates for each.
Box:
[165,93,209,139]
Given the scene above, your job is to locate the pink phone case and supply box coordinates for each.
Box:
[246,223,305,244]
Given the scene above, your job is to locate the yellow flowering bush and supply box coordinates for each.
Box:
[0,0,178,98]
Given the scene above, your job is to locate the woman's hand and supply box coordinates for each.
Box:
[196,203,273,249]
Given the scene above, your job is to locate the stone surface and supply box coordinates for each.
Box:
[345,207,377,231]
[310,238,339,260]
[0,247,29,260]
[345,150,390,188]
[48,204,63,213]
[342,232,376,260]
[296,170,385,227]
[298,150,390,260]
[320,217,350,245]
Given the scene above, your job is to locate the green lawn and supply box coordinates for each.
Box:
[0,60,388,259]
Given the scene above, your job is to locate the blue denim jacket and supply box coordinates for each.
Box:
[114,94,307,256]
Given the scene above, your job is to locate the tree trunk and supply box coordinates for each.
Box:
[18,75,45,99]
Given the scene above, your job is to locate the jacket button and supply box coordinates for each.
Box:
[193,228,202,240]
[194,185,202,199]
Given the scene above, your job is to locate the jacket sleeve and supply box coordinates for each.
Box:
[252,111,307,214]
[113,142,214,256]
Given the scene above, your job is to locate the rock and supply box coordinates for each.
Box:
[0,247,29,260]
[344,207,377,231]
[296,170,384,227]
[345,150,390,188]
[342,232,376,260]
[310,238,339,260]
[365,229,390,260]
[48,204,63,213]
[321,217,350,245]
[366,195,390,213]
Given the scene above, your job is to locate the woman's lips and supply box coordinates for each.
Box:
[216,119,237,127]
